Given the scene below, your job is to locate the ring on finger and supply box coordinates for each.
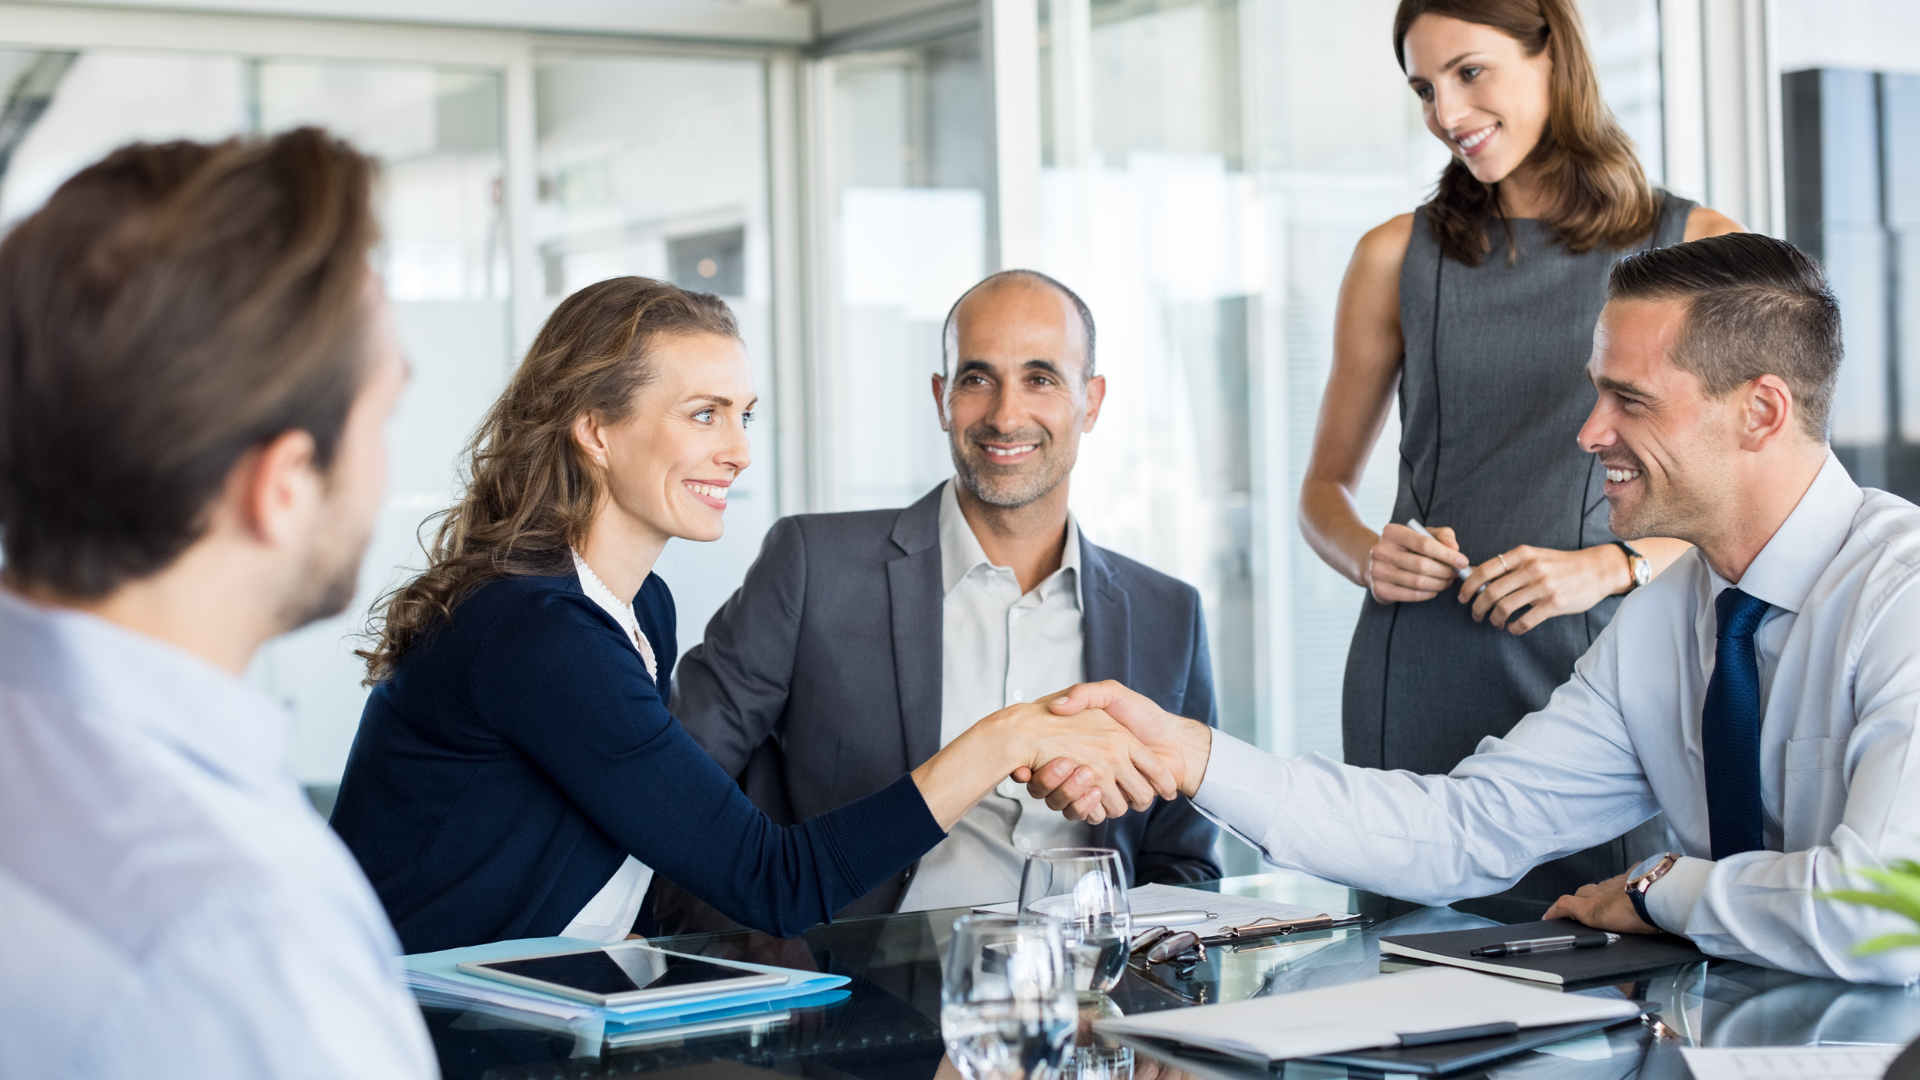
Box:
[1497,553,1511,574]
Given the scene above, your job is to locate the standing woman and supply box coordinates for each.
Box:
[1301,0,1740,899]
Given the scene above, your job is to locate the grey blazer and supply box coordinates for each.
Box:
[657,485,1221,932]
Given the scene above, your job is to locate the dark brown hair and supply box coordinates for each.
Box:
[1608,234,1841,439]
[1393,0,1660,265]
[360,277,737,683]
[0,129,378,598]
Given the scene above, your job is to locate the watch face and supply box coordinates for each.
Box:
[1628,851,1675,884]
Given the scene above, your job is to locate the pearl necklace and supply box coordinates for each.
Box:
[571,549,657,679]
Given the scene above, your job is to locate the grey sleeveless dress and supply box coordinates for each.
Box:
[1342,193,1694,901]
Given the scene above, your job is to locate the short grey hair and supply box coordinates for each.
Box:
[940,269,1097,380]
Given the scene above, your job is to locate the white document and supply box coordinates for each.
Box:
[1093,967,1641,1063]
[1679,1046,1902,1080]
[977,882,1357,939]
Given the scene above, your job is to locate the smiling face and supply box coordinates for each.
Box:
[936,280,1105,510]
[1579,298,1741,543]
[583,331,755,548]
[1403,13,1554,188]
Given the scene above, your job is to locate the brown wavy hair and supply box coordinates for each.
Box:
[359,277,738,683]
[1393,0,1660,265]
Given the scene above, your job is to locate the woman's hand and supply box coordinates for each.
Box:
[1458,543,1630,634]
[1368,522,1469,603]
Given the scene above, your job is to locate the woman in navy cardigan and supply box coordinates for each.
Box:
[331,278,1171,954]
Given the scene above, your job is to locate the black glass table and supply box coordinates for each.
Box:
[422,872,1920,1080]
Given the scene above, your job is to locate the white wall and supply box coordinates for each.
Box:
[1776,0,1920,76]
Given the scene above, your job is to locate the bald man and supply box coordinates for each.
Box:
[656,270,1219,930]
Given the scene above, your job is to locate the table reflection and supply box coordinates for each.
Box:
[422,873,1920,1080]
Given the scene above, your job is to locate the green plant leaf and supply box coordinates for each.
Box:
[1857,867,1920,917]
[1853,933,1920,957]
[1816,889,1920,919]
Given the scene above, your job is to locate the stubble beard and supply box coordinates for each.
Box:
[279,521,371,633]
[951,423,1075,510]
[1607,456,1704,546]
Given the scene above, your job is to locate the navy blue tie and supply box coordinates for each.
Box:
[1703,587,1770,859]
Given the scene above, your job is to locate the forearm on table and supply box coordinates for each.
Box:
[1653,848,1920,984]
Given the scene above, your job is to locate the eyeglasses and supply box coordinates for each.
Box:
[1131,913,1368,963]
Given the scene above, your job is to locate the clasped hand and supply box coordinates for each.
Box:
[994,697,1178,824]
[1011,681,1210,822]
[1368,523,1628,635]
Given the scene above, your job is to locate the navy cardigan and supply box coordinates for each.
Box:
[330,571,945,954]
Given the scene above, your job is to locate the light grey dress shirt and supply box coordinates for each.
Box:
[1193,454,1920,984]
[898,480,1096,911]
[0,588,437,1078]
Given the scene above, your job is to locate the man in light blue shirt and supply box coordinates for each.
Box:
[0,133,436,1075]
[1034,234,1920,984]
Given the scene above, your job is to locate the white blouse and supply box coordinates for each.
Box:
[558,551,659,942]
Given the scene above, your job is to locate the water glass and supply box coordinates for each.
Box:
[941,914,1078,1080]
[1019,848,1131,994]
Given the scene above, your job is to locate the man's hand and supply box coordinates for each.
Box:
[914,701,1172,829]
[997,701,1177,821]
[1015,681,1213,819]
[1542,872,1660,934]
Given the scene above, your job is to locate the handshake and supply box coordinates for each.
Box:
[934,681,1217,825]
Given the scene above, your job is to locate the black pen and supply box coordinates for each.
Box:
[1470,931,1620,958]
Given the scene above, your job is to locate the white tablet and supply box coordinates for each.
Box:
[458,943,787,1007]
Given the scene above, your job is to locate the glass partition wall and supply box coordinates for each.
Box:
[0,46,517,794]
[811,31,991,512]
[0,28,784,803]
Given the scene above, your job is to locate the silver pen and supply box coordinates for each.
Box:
[1470,931,1621,958]
[1147,909,1214,927]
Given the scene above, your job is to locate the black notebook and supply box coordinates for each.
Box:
[1379,919,1704,986]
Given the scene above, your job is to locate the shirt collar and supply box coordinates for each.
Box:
[0,586,291,793]
[937,478,1083,608]
[1708,451,1862,615]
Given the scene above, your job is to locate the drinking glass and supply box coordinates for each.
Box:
[941,914,1078,1080]
[1018,848,1131,995]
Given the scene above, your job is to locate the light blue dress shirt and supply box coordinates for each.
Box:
[0,589,437,1077]
[1194,454,1920,984]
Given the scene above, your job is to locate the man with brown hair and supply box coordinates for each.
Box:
[0,132,435,1076]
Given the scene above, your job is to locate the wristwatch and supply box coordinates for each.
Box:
[1626,851,1681,930]
[1615,541,1651,593]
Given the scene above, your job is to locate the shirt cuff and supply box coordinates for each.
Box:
[1645,855,1713,934]
[1191,729,1283,839]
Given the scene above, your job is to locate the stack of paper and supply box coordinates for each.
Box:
[1093,967,1642,1063]
[403,937,850,1040]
